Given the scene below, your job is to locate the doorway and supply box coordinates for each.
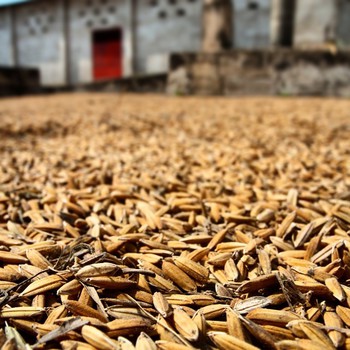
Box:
[92,28,123,80]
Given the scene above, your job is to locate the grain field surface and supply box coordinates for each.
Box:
[0,93,350,350]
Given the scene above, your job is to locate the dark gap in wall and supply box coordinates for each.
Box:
[149,0,158,7]
[177,8,186,17]
[278,0,296,46]
[248,1,258,10]
[159,10,167,19]
[218,29,232,49]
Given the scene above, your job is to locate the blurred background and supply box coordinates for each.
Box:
[0,0,349,96]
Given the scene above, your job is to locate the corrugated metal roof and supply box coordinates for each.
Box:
[0,0,33,7]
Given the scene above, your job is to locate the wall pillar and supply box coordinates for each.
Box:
[131,0,137,76]
[10,6,18,66]
[201,0,234,53]
[63,0,71,85]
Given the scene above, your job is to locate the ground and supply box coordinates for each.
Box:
[0,94,349,349]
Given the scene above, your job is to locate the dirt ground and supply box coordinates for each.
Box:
[0,93,350,349]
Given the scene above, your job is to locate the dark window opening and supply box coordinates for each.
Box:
[248,1,258,10]
[158,10,167,19]
[149,0,158,6]
[169,0,177,4]
[177,8,185,16]
[277,0,296,46]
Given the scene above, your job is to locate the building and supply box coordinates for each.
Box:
[0,0,349,87]
[0,0,272,86]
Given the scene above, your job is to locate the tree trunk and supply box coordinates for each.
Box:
[202,0,233,53]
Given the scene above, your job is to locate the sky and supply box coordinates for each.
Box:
[0,0,29,6]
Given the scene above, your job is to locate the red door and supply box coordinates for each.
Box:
[93,28,122,80]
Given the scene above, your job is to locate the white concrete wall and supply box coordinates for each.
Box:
[15,0,66,86]
[68,0,133,84]
[1,0,273,84]
[2,0,349,87]
[294,0,338,46]
[0,8,13,66]
[337,0,350,47]
[234,0,271,49]
[135,0,202,74]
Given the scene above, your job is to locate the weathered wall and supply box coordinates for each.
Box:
[4,0,350,90]
[136,0,271,73]
[1,0,134,86]
[15,0,66,86]
[168,51,271,95]
[234,0,271,48]
[168,50,350,97]
[337,0,350,47]
[294,0,338,47]
[135,0,202,74]
[68,0,133,84]
[0,66,40,96]
[0,8,14,66]
[2,0,273,86]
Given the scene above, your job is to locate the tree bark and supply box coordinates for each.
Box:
[202,0,234,53]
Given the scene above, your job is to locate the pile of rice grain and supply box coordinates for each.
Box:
[0,94,349,350]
